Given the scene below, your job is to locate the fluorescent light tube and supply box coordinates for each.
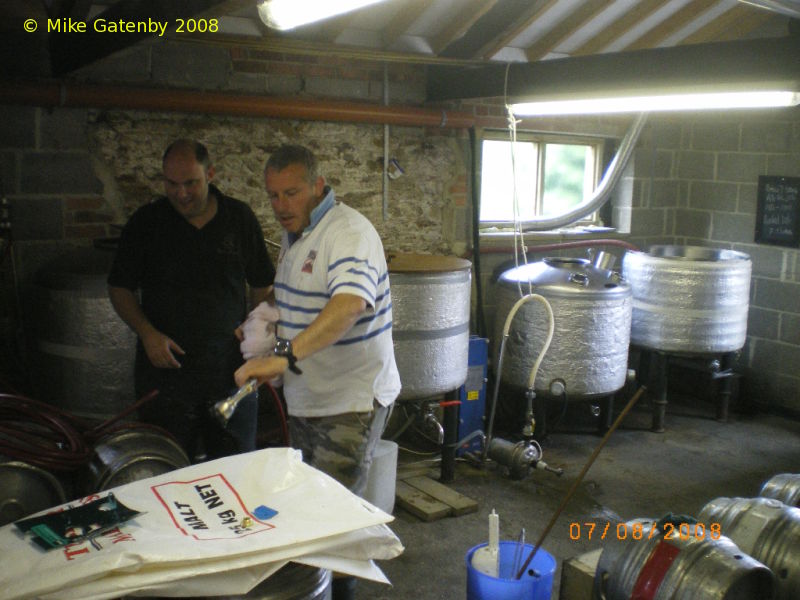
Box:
[737,0,800,19]
[512,90,800,116]
[257,0,389,30]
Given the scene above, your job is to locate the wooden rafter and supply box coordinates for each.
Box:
[682,3,773,43]
[474,0,558,59]
[381,0,432,48]
[430,0,500,55]
[524,0,610,61]
[572,0,668,56]
[624,0,720,51]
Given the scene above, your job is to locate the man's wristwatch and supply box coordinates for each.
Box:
[274,338,302,375]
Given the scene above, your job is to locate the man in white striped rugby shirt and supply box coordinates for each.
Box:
[235,144,401,599]
[234,143,400,493]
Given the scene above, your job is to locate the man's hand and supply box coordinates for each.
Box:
[235,355,288,387]
[108,286,185,369]
[141,329,185,369]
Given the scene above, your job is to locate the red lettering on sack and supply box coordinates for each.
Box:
[63,541,90,561]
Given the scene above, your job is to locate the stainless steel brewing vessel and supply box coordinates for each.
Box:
[388,253,471,400]
[494,258,632,398]
[622,245,751,354]
[32,248,136,419]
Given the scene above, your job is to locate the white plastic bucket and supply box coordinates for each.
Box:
[364,439,398,514]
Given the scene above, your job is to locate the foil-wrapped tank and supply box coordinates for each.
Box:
[494,257,632,398]
[32,247,137,419]
[622,245,751,354]
[388,253,471,401]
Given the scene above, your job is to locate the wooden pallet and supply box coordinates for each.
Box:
[395,474,479,521]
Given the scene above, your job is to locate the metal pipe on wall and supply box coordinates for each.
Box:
[0,81,476,129]
[383,64,390,220]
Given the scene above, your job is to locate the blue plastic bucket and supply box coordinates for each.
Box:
[465,541,556,600]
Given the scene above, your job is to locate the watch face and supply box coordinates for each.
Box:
[273,338,301,374]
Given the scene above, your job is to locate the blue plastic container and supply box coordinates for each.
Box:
[465,541,556,600]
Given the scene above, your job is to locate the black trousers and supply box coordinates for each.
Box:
[133,339,257,461]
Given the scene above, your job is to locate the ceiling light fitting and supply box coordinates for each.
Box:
[737,0,800,19]
[512,90,800,116]
[427,36,800,116]
[257,0,389,31]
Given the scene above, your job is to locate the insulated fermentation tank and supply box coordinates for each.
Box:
[494,257,632,399]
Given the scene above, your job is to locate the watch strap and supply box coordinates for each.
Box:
[275,339,303,375]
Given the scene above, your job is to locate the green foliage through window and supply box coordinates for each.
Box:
[479,135,599,225]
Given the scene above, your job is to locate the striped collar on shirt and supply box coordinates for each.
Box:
[288,186,335,245]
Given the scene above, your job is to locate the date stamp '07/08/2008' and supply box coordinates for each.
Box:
[568,521,723,542]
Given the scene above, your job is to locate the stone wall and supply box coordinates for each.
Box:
[88,111,465,255]
[0,37,468,385]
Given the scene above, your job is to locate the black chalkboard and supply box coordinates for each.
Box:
[755,175,800,247]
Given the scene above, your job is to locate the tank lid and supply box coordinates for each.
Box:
[498,257,630,298]
[646,245,750,262]
[387,252,471,273]
[34,247,116,291]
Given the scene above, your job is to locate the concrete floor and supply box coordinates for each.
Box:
[355,391,800,600]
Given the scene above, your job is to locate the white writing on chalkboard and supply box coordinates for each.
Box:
[756,176,800,247]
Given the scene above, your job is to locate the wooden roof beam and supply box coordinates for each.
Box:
[573,0,669,56]
[624,0,720,51]
[474,0,557,59]
[430,0,500,55]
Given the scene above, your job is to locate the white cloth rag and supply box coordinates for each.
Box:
[239,301,282,387]
[239,301,280,360]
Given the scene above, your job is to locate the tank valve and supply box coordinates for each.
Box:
[422,404,445,445]
[549,379,566,397]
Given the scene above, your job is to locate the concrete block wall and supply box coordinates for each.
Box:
[468,112,637,351]
[0,104,117,384]
[629,109,800,414]
[0,106,111,241]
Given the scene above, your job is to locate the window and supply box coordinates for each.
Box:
[479,132,603,226]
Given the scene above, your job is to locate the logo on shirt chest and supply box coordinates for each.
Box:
[216,235,237,256]
[301,250,317,274]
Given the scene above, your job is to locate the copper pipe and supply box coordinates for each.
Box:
[0,80,476,129]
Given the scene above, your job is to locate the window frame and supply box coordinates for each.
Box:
[478,129,606,230]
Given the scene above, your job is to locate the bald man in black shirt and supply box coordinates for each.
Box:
[108,139,275,460]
